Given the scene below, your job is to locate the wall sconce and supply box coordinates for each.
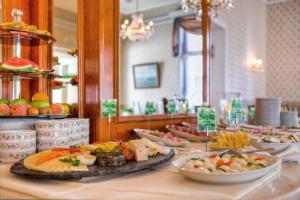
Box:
[250,59,264,72]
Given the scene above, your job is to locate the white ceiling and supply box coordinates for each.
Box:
[53,0,293,14]
[54,0,179,14]
[120,0,180,14]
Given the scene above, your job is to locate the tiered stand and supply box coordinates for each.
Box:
[0,8,63,121]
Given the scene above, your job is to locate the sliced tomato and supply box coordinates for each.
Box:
[209,153,218,158]
[36,152,61,165]
[69,148,81,153]
[52,148,70,152]
[254,157,264,161]
[216,159,224,167]
[224,160,232,166]
[122,148,134,161]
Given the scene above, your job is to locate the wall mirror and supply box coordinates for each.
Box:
[52,0,78,115]
[119,0,206,117]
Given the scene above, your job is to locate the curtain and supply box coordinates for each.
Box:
[172,15,202,57]
[178,28,187,98]
[173,15,202,98]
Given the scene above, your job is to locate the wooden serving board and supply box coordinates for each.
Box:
[10,150,175,180]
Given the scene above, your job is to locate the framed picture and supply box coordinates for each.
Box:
[133,63,160,89]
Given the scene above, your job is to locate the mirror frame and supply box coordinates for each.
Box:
[116,0,211,123]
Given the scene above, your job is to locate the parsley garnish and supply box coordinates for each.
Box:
[190,158,204,161]
[60,157,80,166]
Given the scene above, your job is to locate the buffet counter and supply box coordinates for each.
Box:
[1,143,300,200]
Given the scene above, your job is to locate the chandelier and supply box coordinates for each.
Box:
[181,0,233,18]
[120,0,154,42]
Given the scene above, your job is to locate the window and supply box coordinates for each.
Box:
[183,31,203,108]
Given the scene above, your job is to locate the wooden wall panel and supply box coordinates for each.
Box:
[30,0,53,97]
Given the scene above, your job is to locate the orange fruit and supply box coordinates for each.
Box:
[32,92,49,102]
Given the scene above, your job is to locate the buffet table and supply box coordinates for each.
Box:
[1,143,300,200]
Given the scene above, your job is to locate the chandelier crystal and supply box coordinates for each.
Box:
[120,0,154,42]
[181,0,233,18]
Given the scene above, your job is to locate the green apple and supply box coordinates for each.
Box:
[31,101,50,108]
[10,98,27,107]
[0,99,10,106]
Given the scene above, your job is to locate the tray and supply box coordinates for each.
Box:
[0,29,55,44]
[166,125,209,142]
[134,128,190,147]
[10,150,175,180]
[0,70,62,80]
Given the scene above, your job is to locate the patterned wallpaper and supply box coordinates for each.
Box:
[217,0,267,102]
[266,0,300,101]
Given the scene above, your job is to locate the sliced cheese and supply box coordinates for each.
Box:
[127,140,148,161]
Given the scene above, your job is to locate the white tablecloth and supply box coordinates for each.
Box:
[1,143,300,200]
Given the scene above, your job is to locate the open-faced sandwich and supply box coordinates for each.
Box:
[24,147,96,173]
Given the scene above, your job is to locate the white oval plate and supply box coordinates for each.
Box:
[250,138,300,152]
[133,129,190,147]
[166,125,208,142]
[172,151,281,184]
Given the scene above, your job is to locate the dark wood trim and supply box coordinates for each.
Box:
[201,0,211,104]
[78,0,85,118]
[118,114,196,123]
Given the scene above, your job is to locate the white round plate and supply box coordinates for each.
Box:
[165,125,208,142]
[181,122,197,129]
[250,138,300,152]
[172,151,281,184]
[133,129,190,147]
[240,124,264,130]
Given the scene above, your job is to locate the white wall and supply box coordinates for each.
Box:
[120,23,180,108]
[211,28,226,115]
[266,0,300,102]
[217,0,267,103]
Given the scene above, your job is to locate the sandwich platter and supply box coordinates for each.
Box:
[11,139,175,180]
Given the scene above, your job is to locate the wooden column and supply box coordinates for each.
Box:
[30,0,53,97]
[201,0,212,104]
[78,0,117,142]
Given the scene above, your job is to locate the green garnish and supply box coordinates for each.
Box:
[247,162,254,167]
[217,167,226,172]
[190,158,204,161]
[208,167,213,172]
[59,157,80,166]
[256,163,266,168]
[231,153,244,159]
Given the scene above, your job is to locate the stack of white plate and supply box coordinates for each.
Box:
[66,119,82,146]
[36,120,70,152]
[254,98,281,126]
[280,111,299,127]
[0,130,36,163]
[80,119,90,145]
